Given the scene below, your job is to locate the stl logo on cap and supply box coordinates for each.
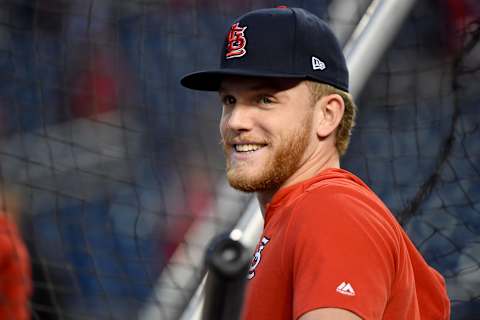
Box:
[226,22,247,59]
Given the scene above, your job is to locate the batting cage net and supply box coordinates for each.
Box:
[0,0,478,319]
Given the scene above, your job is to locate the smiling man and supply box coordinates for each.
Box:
[181,6,450,320]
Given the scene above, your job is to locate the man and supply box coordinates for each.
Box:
[181,6,450,320]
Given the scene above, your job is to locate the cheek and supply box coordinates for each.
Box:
[219,117,227,137]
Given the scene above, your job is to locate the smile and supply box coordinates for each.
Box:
[234,144,267,152]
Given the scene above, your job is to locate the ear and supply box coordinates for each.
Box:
[315,94,345,138]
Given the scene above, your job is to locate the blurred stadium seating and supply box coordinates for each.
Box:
[0,0,478,319]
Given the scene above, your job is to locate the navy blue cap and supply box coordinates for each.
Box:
[181,7,349,92]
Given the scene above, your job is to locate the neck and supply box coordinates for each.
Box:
[257,148,340,216]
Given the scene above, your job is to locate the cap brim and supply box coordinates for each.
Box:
[180,69,305,91]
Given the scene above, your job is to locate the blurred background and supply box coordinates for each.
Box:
[0,0,478,319]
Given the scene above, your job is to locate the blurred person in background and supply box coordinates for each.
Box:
[0,185,31,320]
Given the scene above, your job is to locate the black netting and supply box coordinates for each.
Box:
[0,0,478,319]
[343,1,480,319]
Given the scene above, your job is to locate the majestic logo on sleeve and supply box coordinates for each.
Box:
[336,281,356,296]
[226,22,247,59]
[247,236,270,280]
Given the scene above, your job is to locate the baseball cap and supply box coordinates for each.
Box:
[180,6,348,92]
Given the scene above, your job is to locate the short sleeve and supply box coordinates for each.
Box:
[284,189,399,320]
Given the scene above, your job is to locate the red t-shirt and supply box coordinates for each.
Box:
[0,215,31,320]
[242,168,450,320]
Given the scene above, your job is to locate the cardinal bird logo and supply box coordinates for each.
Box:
[226,22,248,59]
[247,236,270,280]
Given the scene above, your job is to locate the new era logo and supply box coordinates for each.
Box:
[312,56,326,70]
[336,282,356,296]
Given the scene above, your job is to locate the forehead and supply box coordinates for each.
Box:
[219,76,303,94]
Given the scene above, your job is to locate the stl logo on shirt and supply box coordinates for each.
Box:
[226,22,247,59]
[247,236,270,280]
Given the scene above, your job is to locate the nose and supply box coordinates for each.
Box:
[222,103,254,132]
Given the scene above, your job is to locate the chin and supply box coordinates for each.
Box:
[226,167,283,193]
[226,168,258,192]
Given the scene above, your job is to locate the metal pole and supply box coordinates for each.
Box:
[344,0,417,98]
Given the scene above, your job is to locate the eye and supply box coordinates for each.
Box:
[222,95,236,106]
[259,96,274,104]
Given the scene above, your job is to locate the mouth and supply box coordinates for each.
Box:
[233,143,268,153]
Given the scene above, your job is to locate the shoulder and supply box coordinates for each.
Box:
[285,179,401,255]
[292,175,389,225]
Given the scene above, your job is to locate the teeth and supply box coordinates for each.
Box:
[235,144,263,152]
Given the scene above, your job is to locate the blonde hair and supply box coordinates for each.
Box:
[306,81,357,156]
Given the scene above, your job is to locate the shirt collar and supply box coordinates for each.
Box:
[264,168,362,224]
